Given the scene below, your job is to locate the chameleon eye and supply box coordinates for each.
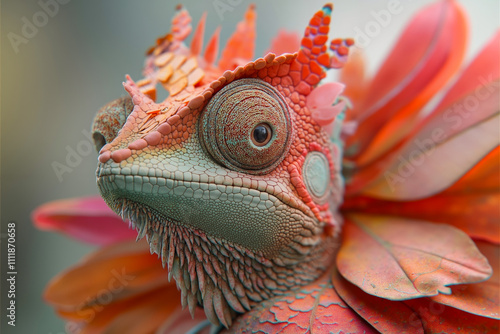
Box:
[199,78,292,174]
[251,123,272,146]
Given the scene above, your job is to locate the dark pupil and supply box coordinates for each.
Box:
[253,125,268,143]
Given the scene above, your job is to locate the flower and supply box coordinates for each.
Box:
[33,1,499,333]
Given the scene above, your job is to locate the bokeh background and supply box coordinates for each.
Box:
[1,0,498,333]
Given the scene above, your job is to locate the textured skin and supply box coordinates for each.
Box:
[93,4,352,328]
[224,267,377,333]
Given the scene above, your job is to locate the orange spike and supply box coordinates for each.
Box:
[289,3,352,95]
[190,12,207,55]
[204,26,221,65]
[218,4,256,71]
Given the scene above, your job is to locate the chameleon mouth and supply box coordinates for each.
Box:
[96,168,315,258]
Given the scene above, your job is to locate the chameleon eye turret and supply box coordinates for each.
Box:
[199,78,292,174]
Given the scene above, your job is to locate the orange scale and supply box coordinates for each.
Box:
[311,46,322,55]
[258,68,268,79]
[301,66,310,79]
[297,51,310,64]
[281,76,293,87]
[318,26,329,34]
[267,64,279,77]
[301,37,313,49]
[313,35,328,45]
[309,16,322,27]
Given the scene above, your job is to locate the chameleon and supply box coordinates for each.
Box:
[91,3,374,331]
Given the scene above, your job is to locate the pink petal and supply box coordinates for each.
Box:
[346,31,500,197]
[32,196,136,245]
[413,30,500,141]
[346,0,468,164]
[311,101,346,126]
[306,82,345,110]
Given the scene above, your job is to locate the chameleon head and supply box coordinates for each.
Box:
[94,3,351,327]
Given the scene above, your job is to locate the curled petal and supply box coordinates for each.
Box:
[431,240,499,319]
[312,102,346,127]
[331,268,424,333]
[308,82,346,126]
[337,214,492,300]
[444,146,500,194]
[307,82,345,110]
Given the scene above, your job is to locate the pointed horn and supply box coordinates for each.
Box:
[291,3,353,95]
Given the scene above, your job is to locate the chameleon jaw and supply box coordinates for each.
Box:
[97,184,338,328]
[97,168,339,327]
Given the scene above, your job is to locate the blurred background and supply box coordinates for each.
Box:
[1,0,498,332]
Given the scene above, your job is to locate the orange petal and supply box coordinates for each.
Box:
[64,285,180,334]
[444,145,500,194]
[190,12,206,55]
[44,239,168,311]
[337,214,492,300]
[340,49,368,121]
[331,267,424,333]
[405,297,499,333]
[361,115,499,200]
[346,0,468,163]
[342,191,500,244]
[430,240,499,319]
[433,30,500,114]
[204,26,221,66]
[157,307,209,334]
[343,144,500,244]
[32,196,136,245]
[87,285,181,334]
[218,5,256,71]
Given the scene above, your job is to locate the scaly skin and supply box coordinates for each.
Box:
[93,4,352,328]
